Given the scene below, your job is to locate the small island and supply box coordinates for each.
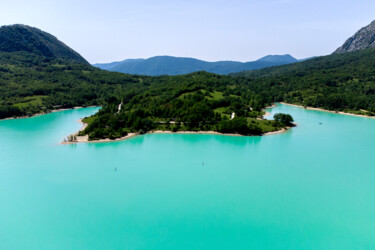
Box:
[63,88,295,143]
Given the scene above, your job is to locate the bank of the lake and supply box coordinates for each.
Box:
[63,118,290,144]
[280,102,375,119]
[1,106,100,121]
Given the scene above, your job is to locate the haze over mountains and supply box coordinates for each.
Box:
[94,55,299,76]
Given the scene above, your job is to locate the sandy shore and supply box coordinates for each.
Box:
[280,102,375,119]
[264,104,277,109]
[62,122,290,144]
[263,111,271,118]
[262,104,277,118]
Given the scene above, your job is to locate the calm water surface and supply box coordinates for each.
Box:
[1,104,375,249]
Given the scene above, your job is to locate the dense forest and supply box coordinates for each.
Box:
[77,72,289,140]
[0,51,144,118]
[233,48,375,115]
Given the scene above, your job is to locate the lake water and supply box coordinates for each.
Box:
[1,104,375,249]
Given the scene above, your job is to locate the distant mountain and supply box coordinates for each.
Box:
[257,54,297,63]
[0,24,88,64]
[334,20,375,54]
[93,55,298,76]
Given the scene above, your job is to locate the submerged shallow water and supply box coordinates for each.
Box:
[1,104,375,249]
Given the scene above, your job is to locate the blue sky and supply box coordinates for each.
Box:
[1,0,374,63]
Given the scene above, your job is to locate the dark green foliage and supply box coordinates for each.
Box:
[0,50,144,117]
[78,72,280,140]
[233,48,375,114]
[81,106,156,140]
[217,117,262,135]
[273,113,294,126]
[0,105,23,119]
[0,24,88,64]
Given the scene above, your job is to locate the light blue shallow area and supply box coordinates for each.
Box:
[1,104,375,249]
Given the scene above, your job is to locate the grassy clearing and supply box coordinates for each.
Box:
[52,64,65,68]
[206,91,224,100]
[12,95,46,108]
[214,107,231,118]
[214,107,227,113]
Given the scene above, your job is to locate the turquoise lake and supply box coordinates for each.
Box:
[1,103,375,249]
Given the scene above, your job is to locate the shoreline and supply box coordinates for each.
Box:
[62,121,290,145]
[279,102,375,119]
[262,104,277,118]
[0,106,99,121]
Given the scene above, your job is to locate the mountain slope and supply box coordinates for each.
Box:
[0,24,143,118]
[0,24,88,64]
[93,55,298,76]
[233,48,375,113]
[334,20,375,54]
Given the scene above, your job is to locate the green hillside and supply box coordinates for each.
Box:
[233,48,375,114]
[0,50,146,118]
[0,24,88,64]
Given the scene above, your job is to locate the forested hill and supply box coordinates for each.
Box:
[0,49,147,118]
[0,24,88,64]
[93,55,298,76]
[0,24,148,119]
[232,48,375,113]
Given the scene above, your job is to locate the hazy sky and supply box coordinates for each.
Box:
[1,0,374,63]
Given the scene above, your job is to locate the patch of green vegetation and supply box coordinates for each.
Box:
[178,90,202,99]
[12,95,46,108]
[214,107,230,118]
[233,48,375,114]
[206,91,224,100]
[246,118,282,133]
[82,114,97,126]
[214,107,228,114]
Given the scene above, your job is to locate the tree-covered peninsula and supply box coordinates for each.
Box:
[77,71,289,140]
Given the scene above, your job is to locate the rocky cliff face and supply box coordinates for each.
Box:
[334,20,375,54]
